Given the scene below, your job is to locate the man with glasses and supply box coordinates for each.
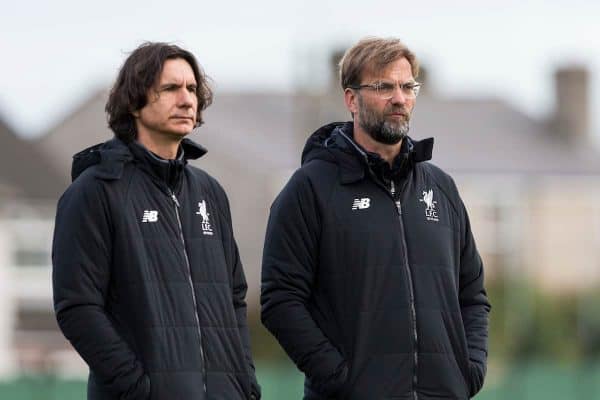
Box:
[261,37,490,399]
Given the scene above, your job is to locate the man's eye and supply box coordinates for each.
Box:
[188,86,197,93]
[377,83,395,91]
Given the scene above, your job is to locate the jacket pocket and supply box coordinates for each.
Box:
[88,373,150,400]
[441,310,471,388]
[304,359,349,400]
[344,354,412,399]
[418,353,469,399]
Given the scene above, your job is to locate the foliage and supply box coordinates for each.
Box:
[486,277,600,363]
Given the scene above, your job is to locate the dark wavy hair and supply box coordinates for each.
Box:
[105,42,213,142]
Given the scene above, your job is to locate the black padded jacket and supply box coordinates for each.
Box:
[261,122,490,400]
[53,138,260,400]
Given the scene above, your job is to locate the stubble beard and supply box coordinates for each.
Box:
[357,95,410,145]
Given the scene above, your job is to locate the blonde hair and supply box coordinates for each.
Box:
[339,37,419,89]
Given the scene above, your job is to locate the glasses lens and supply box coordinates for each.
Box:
[411,84,421,97]
[376,82,421,99]
[376,82,395,99]
[400,83,420,99]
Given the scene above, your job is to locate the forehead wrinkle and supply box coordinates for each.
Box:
[159,73,185,86]
[361,58,414,83]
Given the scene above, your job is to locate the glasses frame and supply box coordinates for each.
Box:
[347,80,422,100]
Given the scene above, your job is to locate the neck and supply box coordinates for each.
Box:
[352,124,402,165]
[136,131,182,160]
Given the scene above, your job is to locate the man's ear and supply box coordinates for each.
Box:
[344,88,359,115]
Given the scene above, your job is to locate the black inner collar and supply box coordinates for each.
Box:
[129,141,186,191]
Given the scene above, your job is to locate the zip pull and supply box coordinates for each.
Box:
[170,191,180,208]
[390,180,396,196]
[395,200,402,215]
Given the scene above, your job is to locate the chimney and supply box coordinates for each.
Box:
[553,66,589,142]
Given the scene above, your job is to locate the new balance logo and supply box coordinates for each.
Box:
[352,198,371,210]
[142,210,158,223]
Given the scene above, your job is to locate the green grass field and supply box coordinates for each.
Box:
[1,361,599,399]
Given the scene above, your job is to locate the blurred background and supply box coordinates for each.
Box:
[1,0,600,398]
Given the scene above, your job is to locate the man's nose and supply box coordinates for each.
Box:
[178,88,194,107]
[389,84,408,105]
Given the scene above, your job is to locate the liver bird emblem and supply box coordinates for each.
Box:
[196,200,210,222]
[422,190,434,210]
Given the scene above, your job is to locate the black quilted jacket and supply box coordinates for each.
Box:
[53,138,260,400]
[261,122,490,400]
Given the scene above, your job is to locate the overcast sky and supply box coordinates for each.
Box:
[1,0,599,141]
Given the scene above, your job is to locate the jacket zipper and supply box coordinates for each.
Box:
[170,190,208,394]
[390,180,419,400]
[339,129,420,398]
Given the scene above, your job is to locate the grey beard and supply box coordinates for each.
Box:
[357,94,410,145]
[377,119,409,144]
[358,107,410,145]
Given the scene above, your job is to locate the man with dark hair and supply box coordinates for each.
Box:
[261,37,491,400]
[53,42,260,400]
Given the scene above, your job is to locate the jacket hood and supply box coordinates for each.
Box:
[301,121,434,183]
[71,137,207,182]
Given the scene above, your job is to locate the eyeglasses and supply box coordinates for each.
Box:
[347,80,422,99]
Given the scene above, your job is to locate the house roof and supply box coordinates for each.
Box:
[32,86,600,198]
[0,116,66,199]
[410,95,600,175]
[36,89,114,176]
[36,90,301,179]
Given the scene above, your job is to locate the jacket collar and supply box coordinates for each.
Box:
[70,137,207,183]
[129,139,207,190]
[129,141,186,189]
[326,122,434,185]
